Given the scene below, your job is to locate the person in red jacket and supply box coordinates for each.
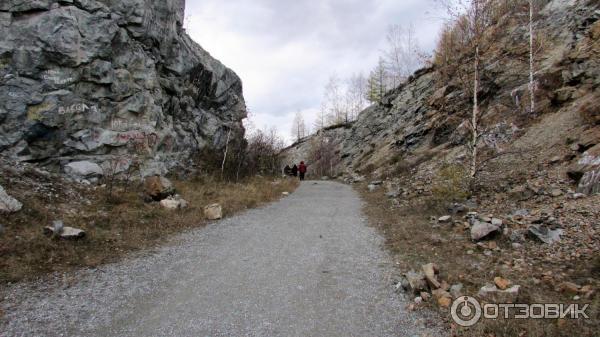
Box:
[298,161,307,181]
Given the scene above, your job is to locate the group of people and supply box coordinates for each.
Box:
[284,161,307,181]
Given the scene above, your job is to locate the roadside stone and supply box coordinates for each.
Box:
[560,282,581,295]
[494,276,512,290]
[159,195,188,210]
[282,192,290,196]
[470,220,500,241]
[438,215,452,223]
[431,289,452,307]
[204,203,223,220]
[550,188,563,197]
[144,176,175,201]
[449,283,463,298]
[448,203,466,214]
[527,224,563,244]
[477,284,520,303]
[420,292,431,301]
[386,191,400,198]
[367,184,378,192]
[405,270,428,294]
[43,220,85,239]
[491,218,503,226]
[370,180,383,186]
[421,263,441,289]
[0,185,22,213]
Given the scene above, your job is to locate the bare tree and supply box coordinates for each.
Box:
[291,111,307,142]
[384,23,423,87]
[314,101,328,132]
[345,73,368,121]
[323,74,346,125]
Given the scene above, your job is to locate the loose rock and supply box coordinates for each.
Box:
[527,224,563,244]
[470,220,500,241]
[405,270,428,294]
[144,176,175,201]
[159,195,188,210]
[0,185,22,213]
[477,284,520,303]
[204,203,223,220]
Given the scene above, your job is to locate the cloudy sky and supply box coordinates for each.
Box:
[185,0,446,144]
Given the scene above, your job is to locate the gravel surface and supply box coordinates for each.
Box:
[1,181,443,337]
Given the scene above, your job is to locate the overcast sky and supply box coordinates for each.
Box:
[185,0,445,144]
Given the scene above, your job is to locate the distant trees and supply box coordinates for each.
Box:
[345,73,368,121]
[316,73,369,131]
[367,57,389,104]
[384,24,423,87]
[291,111,308,142]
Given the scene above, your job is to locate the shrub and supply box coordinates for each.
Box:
[431,163,471,203]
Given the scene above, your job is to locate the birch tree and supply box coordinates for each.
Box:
[345,73,368,121]
[528,0,536,114]
[384,24,423,87]
[323,74,346,125]
[437,0,492,178]
[291,111,307,142]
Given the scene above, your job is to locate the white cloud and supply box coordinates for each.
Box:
[184,0,445,144]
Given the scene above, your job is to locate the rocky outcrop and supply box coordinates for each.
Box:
[0,0,246,178]
[282,0,599,186]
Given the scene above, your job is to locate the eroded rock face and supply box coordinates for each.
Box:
[0,0,246,177]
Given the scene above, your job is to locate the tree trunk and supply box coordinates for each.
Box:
[221,128,232,177]
[471,45,480,178]
[529,0,535,114]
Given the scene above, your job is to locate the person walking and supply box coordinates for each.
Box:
[291,164,298,177]
[298,161,307,181]
[283,165,291,176]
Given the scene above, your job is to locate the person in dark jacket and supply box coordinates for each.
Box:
[298,161,307,181]
[283,165,291,176]
[291,164,298,177]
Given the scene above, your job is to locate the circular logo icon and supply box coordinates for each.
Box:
[451,296,482,327]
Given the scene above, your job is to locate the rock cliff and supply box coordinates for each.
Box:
[0,0,246,178]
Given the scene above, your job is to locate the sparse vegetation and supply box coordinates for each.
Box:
[0,174,298,283]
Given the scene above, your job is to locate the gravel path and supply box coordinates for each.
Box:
[1,181,442,337]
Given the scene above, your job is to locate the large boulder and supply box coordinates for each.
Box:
[0,185,22,213]
[144,176,175,201]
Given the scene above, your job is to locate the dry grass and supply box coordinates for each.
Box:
[0,175,298,283]
[359,184,599,337]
